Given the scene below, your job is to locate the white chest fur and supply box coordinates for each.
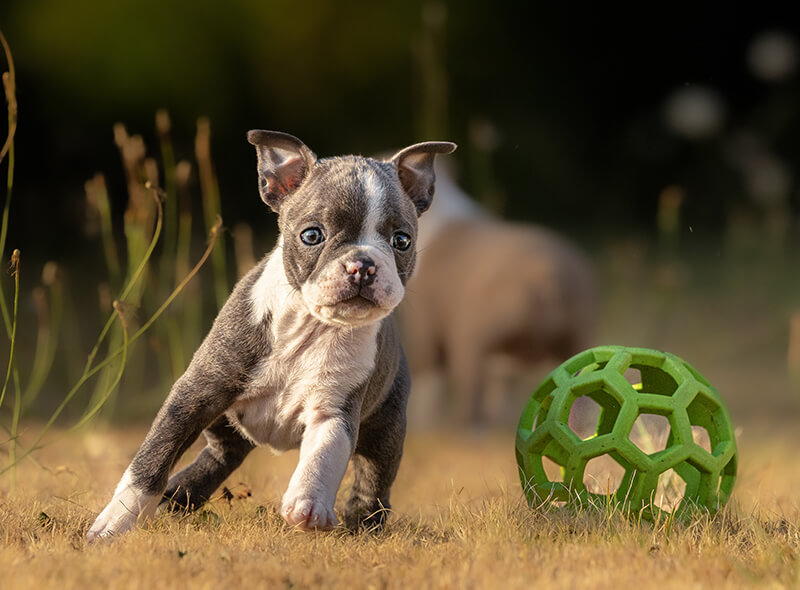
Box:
[227,246,379,451]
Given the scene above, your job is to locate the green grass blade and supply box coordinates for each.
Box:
[196,118,228,309]
[0,218,222,475]
[83,183,164,375]
[22,270,63,408]
[0,31,18,338]
[0,249,19,410]
[70,301,129,431]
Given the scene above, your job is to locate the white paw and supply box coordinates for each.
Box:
[281,494,338,531]
[86,499,142,543]
[86,471,159,544]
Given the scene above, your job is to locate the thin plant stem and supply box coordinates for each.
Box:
[156,110,178,282]
[0,218,222,475]
[22,289,52,405]
[71,300,129,431]
[196,118,228,309]
[0,36,25,486]
[157,113,185,380]
[0,30,16,163]
[22,277,63,408]
[0,249,19,410]
[9,343,21,490]
[5,250,19,488]
[0,30,18,337]
[90,175,121,289]
[175,181,195,368]
[83,183,164,375]
[0,421,42,469]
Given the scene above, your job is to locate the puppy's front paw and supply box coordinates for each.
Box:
[86,474,159,544]
[281,494,338,531]
[86,500,141,544]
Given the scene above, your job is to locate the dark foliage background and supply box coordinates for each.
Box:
[1,2,800,427]
[1,1,799,259]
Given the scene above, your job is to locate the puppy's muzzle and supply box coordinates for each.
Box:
[345,256,377,286]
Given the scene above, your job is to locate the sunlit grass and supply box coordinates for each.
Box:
[0,428,798,588]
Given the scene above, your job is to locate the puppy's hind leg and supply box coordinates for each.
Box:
[161,415,255,511]
[344,359,409,532]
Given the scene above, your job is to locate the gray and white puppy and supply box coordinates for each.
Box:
[86,130,456,542]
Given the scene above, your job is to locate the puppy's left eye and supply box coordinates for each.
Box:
[390,231,412,251]
[300,227,325,246]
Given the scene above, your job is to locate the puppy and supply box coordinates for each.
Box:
[86,130,456,542]
[401,164,596,424]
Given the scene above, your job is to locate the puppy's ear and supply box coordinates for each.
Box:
[247,130,317,212]
[390,141,457,215]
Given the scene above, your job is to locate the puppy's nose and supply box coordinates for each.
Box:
[345,257,377,286]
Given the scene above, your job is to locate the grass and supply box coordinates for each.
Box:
[0,426,798,588]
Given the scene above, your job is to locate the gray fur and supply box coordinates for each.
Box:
[87,131,456,541]
[128,265,271,496]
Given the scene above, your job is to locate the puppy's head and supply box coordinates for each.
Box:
[248,130,456,327]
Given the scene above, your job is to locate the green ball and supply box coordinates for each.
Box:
[516,345,737,518]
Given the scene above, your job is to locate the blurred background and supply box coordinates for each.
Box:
[0,1,799,432]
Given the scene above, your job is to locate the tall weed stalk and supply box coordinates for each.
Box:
[0,31,226,475]
[196,117,229,309]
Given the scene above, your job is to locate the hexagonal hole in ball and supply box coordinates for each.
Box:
[691,425,712,453]
[631,413,670,455]
[584,454,627,495]
[630,364,679,396]
[568,396,601,440]
[542,456,564,483]
[686,393,723,454]
[623,367,642,388]
[654,468,687,512]
[573,360,608,377]
[568,386,623,443]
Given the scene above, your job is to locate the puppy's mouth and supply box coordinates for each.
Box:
[304,288,391,327]
[339,291,378,306]
[330,291,381,317]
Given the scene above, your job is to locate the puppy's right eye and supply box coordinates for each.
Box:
[300,227,325,246]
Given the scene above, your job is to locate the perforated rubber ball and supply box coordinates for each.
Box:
[516,345,737,518]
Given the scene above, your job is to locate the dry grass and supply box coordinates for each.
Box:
[1,425,799,589]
